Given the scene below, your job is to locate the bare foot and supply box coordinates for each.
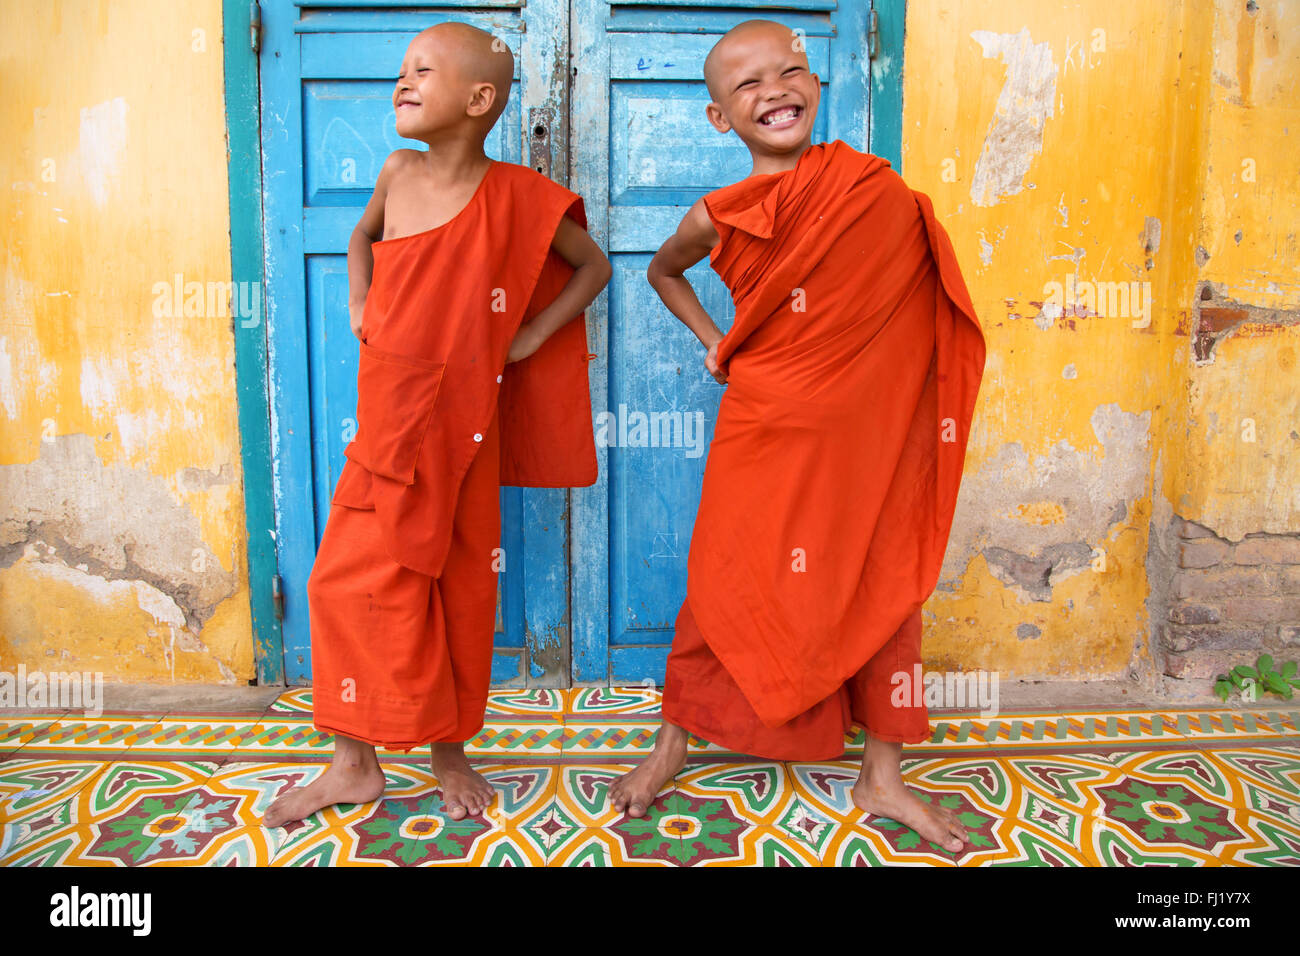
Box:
[851,734,968,852]
[431,742,494,820]
[262,734,386,827]
[609,722,688,818]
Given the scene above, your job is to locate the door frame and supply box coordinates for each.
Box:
[224,0,281,684]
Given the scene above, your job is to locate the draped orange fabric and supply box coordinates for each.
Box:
[331,159,597,576]
[670,140,987,739]
[308,160,598,748]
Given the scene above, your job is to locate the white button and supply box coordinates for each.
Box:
[473,433,483,442]
[496,374,503,383]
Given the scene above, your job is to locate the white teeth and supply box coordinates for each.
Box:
[761,107,798,126]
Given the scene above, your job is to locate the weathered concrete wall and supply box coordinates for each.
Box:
[0,0,254,682]
[903,0,1299,687]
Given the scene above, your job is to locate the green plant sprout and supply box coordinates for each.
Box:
[1213,654,1300,702]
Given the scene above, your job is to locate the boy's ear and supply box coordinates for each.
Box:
[465,81,497,118]
[704,101,732,134]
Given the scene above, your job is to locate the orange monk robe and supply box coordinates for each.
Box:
[662,141,987,760]
[308,160,597,750]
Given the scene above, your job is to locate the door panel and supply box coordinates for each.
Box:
[259,0,570,685]
[570,0,875,684]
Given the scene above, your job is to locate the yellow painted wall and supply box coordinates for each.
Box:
[903,0,1299,680]
[0,0,254,682]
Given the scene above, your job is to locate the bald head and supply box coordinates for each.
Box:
[412,22,514,127]
[703,19,805,102]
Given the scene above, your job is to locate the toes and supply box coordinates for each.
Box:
[446,801,467,820]
[628,802,646,818]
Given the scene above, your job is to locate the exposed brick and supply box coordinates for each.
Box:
[1160,623,1270,652]
[1174,517,1216,539]
[1233,534,1300,566]
[1167,603,1220,625]
[1164,650,1239,681]
[1222,596,1300,624]
[1158,624,1193,652]
[1281,567,1300,592]
[1279,624,1300,646]
[1179,538,1229,569]
[1172,566,1272,600]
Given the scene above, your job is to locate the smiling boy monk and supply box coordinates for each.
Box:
[609,19,987,851]
[264,22,610,827]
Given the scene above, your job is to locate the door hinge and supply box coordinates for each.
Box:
[250,2,262,54]
[867,9,879,60]
[271,572,284,620]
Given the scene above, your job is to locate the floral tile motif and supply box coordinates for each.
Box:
[0,760,220,865]
[673,762,800,827]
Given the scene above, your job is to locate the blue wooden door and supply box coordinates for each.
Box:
[259,0,572,686]
[570,0,880,684]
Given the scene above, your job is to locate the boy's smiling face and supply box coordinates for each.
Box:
[392,25,511,140]
[393,32,464,138]
[704,22,820,158]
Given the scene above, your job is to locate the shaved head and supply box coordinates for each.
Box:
[703,19,804,102]
[413,22,514,127]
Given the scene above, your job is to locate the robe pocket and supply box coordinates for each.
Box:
[347,342,446,485]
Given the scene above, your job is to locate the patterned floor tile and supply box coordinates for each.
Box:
[485,688,565,719]
[4,714,166,761]
[265,688,313,715]
[270,816,547,866]
[543,826,682,867]
[560,720,661,758]
[0,714,68,759]
[789,755,1016,865]
[0,758,105,823]
[673,761,800,827]
[552,762,674,828]
[115,715,264,763]
[466,720,566,760]
[561,719,732,759]
[217,716,336,761]
[564,686,662,717]
[0,759,221,865]
[680,825,821,867]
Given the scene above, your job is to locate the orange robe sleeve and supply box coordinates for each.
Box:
[684,140,988,728]
[330,161,597,577]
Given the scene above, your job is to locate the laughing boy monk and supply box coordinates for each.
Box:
[609,19,986,852]
[264,22,610,827]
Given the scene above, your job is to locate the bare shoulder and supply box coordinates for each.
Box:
[677,197,720,249]
[377,148,422,186]
[680,197,719,242]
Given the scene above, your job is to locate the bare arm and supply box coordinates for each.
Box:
[646,199,726,383]
[347,152,404,340]
[506,215,613,363]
